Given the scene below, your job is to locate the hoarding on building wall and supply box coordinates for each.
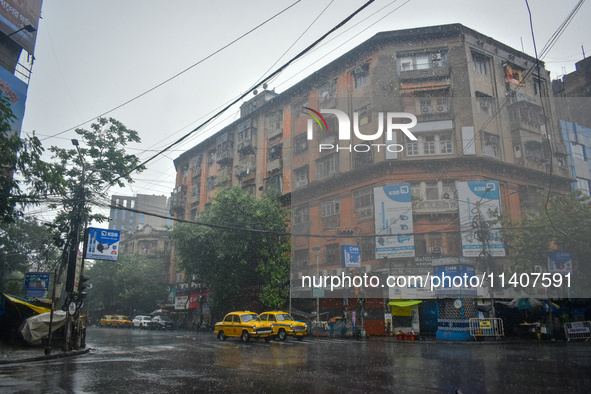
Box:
[175,295,188,310]
[0,0,42,54]
[457,181,506,257]
[85,227,120,261]
[0,65,28,135]
[341,244,360,268]
[548,251,573,274]
[373,184,414,259]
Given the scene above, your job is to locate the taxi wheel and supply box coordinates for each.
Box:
[264,336,271,343]
[241,331,250,342]
[218,331,226,341]
[278,329,287,341]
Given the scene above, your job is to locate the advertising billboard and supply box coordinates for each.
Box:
[0,0,42,54]
[0,65,28,135]
[548,251,573,274]
[457,181,505,257]
[373,184,414,258]
[341,244,361,268]
[85,227,120,261]
[24,272,50,299]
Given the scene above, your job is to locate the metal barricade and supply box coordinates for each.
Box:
[469,318,504,339]
[564,321,591,342]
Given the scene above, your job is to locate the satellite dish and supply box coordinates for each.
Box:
[253,90,258,95]
[263,83,268,89]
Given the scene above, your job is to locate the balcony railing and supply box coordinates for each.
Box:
[412,199,458,214]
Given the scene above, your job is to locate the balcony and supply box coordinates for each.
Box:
[216,148,233,166]
[237,133,256,155]
[508,101,544,134]
[399,66,450,81]
[170,185,187,215]
[267,158,282,173]
[412,199,458,214]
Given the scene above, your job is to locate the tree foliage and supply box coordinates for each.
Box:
[49,117,145,227]
[500,192,591,296]
[0,95,64,224]
[171,187,290,315]
[0,217,61,294]
[85,254,168,316]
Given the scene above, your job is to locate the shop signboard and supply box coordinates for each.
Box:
[0,66,29,136]
[175,295,188,310]
[547,251,573,273]
[341,244,361,268]
[0,0,42,54]
[24,272,50,299]
[85,227,120,261]
[457,181,505,257]
[432,265,477,296]
[373,184,414,259]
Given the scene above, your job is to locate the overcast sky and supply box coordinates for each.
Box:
[20,0,590,221]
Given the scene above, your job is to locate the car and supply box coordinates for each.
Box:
[215,311,274,342]
[111,315,132,328]
[132,315,152,329]
[98,315,113,327]
[259,311,308,341]
[149,315,175,330]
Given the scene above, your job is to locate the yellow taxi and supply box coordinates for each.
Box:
[259,311,307,341]
[99,315,132,328]
[215,311,274,342]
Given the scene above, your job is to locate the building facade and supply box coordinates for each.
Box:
[109,194,171,233]
[171,24,573,334]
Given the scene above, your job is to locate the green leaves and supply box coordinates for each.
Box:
[171,186,290,314]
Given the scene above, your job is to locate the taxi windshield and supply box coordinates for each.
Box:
[276,314,293,321]
[240,314,260,323]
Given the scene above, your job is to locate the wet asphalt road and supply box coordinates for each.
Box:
[0,326,590,393]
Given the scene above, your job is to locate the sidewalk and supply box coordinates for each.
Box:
[0,345,90,365]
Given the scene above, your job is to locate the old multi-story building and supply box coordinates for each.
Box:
[109,194,171,233]
[171,24,573,336]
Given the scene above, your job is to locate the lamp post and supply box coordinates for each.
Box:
[3,24,36,39]
[312,245,320,322]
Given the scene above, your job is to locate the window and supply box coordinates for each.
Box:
[318,79,337,105]
[356,105,371,125]
[268,144,282,161]
[414,234,427,256]
[577,178,591,196]
[406,132,454,156]
[325,243,340,265]
[267,174,282,193]
[352,63,370,88]
[446,232,462,256]
[294,133,308,154]
[533,77,547,96]
[265,110,283,137]
[293,97,308,118]
[425,182,439,200]
[321,198,340,218]
[293,249,309,268]
[139,214,144,224]
[360,237,375,261]
[472,51,489,75]
[207,176,217,192]
[292,206,310,225]
[191,183,200,196]
[354,188,373,210]
[353,149,373,169]
[482,132,500,158]
[316,153,339,179]
[398,50,447,72]
[208,150,216,164]
[294,166,308,188]
[571,143,585,160]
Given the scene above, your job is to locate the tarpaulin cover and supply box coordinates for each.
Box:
[20,311,67,345]
[3,293,51,314]
[387,300,423,307]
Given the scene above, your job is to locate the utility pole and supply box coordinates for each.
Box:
[313,245,320,322]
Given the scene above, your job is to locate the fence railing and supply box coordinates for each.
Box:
[469,318,504,339]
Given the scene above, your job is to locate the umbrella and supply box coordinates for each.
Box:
[542,301,561,315]
[506,297,543,310]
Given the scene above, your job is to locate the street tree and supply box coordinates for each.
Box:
[85,254,168,317]
[0,217,61,294]
[171,187,290,315]
[0,95,64,224]
[499,191,591,297]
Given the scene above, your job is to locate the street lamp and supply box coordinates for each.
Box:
[312,245,320,322]
[2,24,36,41]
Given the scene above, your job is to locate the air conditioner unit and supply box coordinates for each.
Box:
[480,101,491,109]
[432,60,442,68]
[436,105,448,113]
[487,135,498,144]
[430,246,443,255]
[354,66,362,74]
[421,106,432,113]
[432,52,442,61]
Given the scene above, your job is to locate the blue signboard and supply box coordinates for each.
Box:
[85,227,121,261]
[341,244,361,268]
[24,272,50,299]
[432,265,477,296]
[547,251,573,273]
